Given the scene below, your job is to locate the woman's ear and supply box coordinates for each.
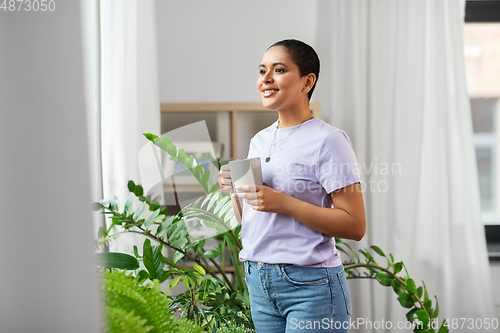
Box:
[304,73,316,92]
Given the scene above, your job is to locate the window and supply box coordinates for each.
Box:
[465,0,500,258]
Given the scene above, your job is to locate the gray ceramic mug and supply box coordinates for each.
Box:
[228,157,263,193]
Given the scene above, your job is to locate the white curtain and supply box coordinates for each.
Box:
[99,0,161,253]
[0,2,101,331]
[316,1,496,332]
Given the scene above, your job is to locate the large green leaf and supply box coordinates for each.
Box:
[143,239,164,280]
[96,252,140,270]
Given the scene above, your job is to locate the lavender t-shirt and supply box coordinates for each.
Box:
[238,117,361,267]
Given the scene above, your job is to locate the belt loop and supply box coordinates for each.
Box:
[245,261,250,275]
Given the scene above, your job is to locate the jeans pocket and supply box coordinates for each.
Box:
[337,270,352,315]
[280,265,329,286]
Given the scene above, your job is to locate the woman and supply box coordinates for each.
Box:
[218,39,366,333]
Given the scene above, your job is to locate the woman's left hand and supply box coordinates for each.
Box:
[235,184,289,213]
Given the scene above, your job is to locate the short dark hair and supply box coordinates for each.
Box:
[267,39,320,100]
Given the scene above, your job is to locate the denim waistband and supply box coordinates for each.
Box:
[243,260,343,275]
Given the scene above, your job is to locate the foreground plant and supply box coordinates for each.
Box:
[102,269,202,333]
[96,133,448,333]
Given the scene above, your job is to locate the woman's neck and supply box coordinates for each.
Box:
[277,105,314,128]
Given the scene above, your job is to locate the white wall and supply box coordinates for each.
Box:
[156,0,318,103]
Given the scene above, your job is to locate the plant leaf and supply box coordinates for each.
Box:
[133,202,146,222]
[406,278,417,294]
[397,292,416,308]
[406,308,430,327]
[173,251,185,263]
[438,320,449,333]
[134,184,144,197]
[201,250,220,259]
[127,180,135,193]
[193,265,206,276]
[375,272,394,286]
[359,248,375,263]
[433,296,439,318]
[416,286,423,299]
[370,245,386,257]
[422,280,430,302]
[392,279,406,296]
[143,240,164,280]
[393,262,403,274]
[170,276,181,290]
[96,252,140,270]
[123,197,133,216]
[136,270,150,283]
[144,208,160,230]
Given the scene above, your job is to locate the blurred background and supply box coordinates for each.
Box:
[1,0,498,332]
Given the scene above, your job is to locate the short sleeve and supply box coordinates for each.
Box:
[315,130,361,194]
[246,138,255,159]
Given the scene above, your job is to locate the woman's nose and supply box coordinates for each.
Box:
[263,72,273,83]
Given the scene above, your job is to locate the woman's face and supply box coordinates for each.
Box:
[257,46,307,111]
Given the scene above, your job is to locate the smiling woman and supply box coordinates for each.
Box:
[218,39,366,333]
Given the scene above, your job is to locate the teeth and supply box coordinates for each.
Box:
[264,90,277,93]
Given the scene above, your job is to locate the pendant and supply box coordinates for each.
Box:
[265,157,270,163]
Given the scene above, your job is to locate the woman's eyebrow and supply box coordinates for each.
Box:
[259,62,288,68]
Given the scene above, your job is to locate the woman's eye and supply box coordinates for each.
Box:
[275,68,285,73]
[259,69,266,75]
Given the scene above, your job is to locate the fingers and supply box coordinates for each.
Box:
[218,165,233,193]
[234,185,260,193]
[235,192,258,200]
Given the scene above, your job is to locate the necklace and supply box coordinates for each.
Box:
[266,115,313,163]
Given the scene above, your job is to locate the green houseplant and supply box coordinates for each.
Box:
[96,133,449,333]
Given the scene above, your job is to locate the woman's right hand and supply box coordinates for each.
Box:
[218,164,233,193]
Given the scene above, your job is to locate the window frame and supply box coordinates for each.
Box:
[465,0,500,260]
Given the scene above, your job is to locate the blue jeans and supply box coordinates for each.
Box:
[244,261,351,333]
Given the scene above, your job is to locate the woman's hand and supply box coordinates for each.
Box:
[218,164,233,193]
[235,184,288,213]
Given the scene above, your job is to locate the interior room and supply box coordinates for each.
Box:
[1,0,498,332]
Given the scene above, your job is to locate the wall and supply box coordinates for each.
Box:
[156,0,318,104]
